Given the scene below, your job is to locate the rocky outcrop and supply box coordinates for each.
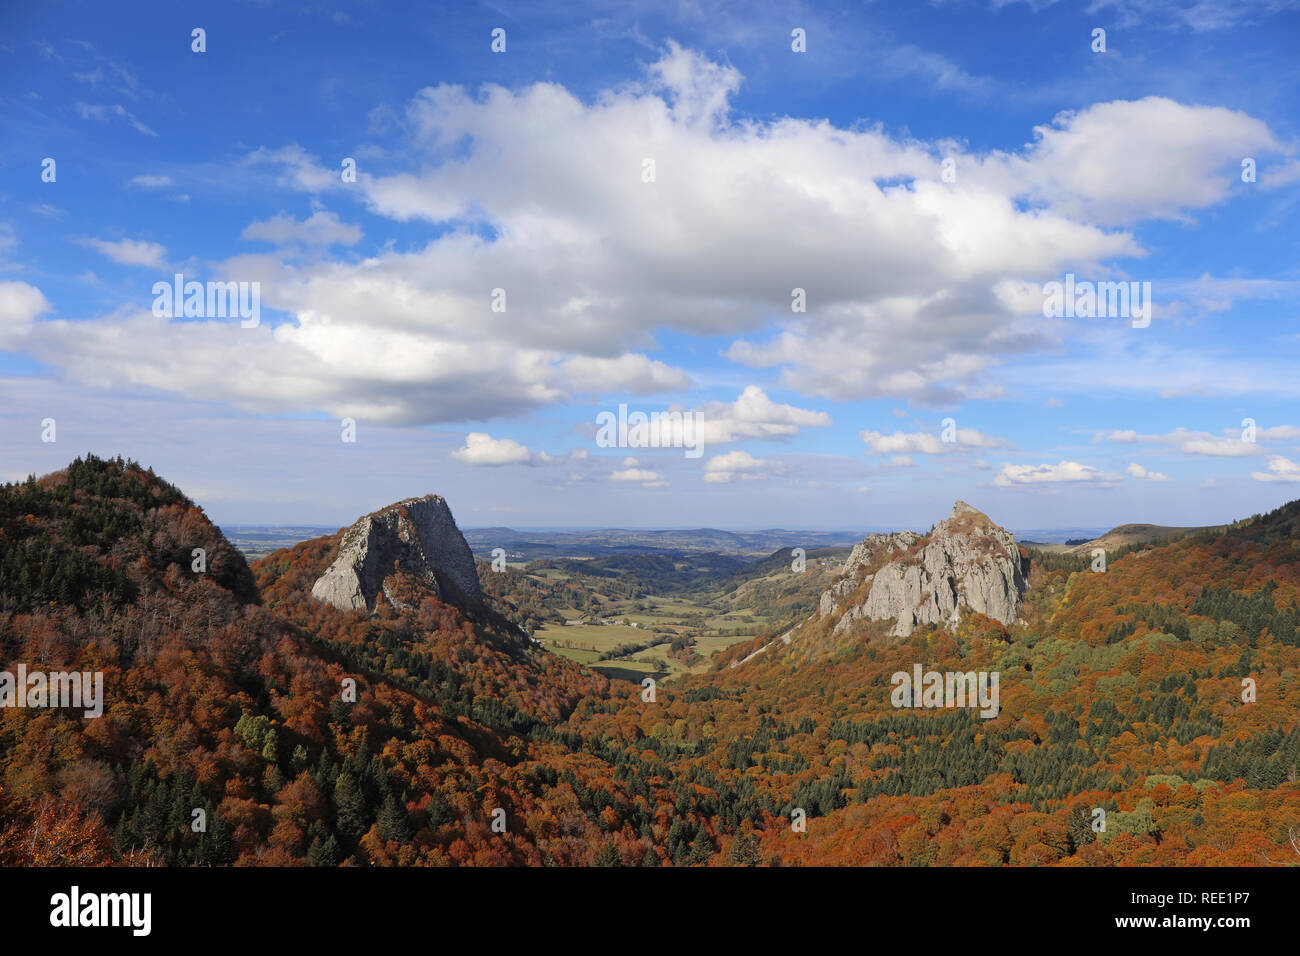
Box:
[818,501,1026,638]
[817,530,920,620]
[311,495,482,613]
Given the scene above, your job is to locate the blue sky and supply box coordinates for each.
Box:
[1,0,1298,531]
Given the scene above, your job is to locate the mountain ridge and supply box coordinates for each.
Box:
[6,457,1300,868]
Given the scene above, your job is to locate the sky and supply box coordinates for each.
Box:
[1,0,1298,532]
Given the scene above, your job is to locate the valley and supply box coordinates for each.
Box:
[3,456,1299,868]
[477,546,850,680]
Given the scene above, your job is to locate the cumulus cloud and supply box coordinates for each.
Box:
[972,97,1283,225]
[18,47,1288,424]
[1251,456,1300,483]
[860,426,1013,455]
[610,467,665,487]
[696,387,831,443]
[596,387,831,451]
[1126,462,1171,482]
[995,461,1121,486]
[703,449,774,483]
[450,432,533,465]
[0,281,52,348]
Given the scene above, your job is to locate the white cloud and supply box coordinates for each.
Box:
[1178,436,1258,457]
[244,144,340,192]
[603,387,831,449]
[1102,427,1262,457]
[610,467,665,487]
[81,237,167,269]
[703,449,772,483]
[0,281,52,348]
[695,387,831,443]
[241,211,362,246]
[860,427,1013,455]
[1127,462,1171,482]
[973,97,1284,225]
[451,432,533,465]
[1251,456,1300,483]
[995,461,1121,486]
[21,49,1291,425]
[1258,425,1300,440]
[560,354,690,394]
[127,175,173,189]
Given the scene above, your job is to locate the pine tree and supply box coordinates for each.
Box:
[725,830,761,866]
[376,793,412,844]
[333,772,367,845]
[593,843,622,866]
[687,830,714,865]
[307,835,341,867]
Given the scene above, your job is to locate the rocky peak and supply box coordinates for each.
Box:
[817,501,1026,638]
[311,495,482,613]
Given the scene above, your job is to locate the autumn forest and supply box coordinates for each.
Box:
[2,455,1299,867]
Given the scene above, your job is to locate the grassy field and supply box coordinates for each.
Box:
[532,603,760,680]
[501,547,847,683]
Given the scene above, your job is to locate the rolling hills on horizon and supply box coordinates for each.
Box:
[227,522,1143,563]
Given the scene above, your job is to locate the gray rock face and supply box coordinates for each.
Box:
[820,501,1026,638]
[817,531,919,620]
[311,495,482,613]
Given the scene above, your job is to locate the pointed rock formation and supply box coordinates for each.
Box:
[817,501,1026,637]
[311,495,482,613]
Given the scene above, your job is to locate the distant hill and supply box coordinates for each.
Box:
[227,524,869,563]
[460,526,864,561]
[220,525,338,559]
[1066,521,1229,555]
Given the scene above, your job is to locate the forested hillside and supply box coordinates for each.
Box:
[2,457,1298,866]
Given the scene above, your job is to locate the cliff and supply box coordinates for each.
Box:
[310,495,482,613]
[818,501,1026,637]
